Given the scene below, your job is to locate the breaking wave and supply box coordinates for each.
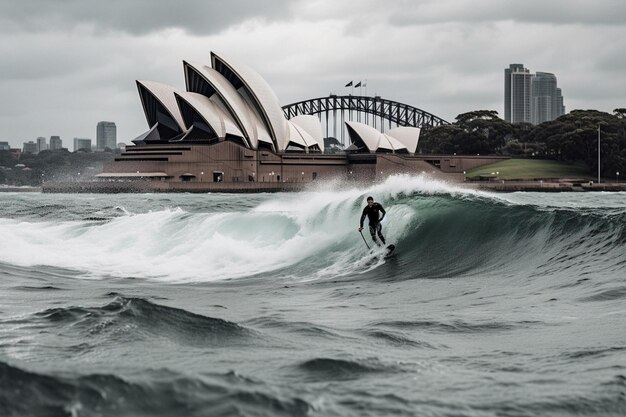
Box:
[0,175,624,283]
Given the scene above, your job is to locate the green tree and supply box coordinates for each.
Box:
[613,108,626,119]
[524,110,624,178]
[419,125,463,154]
[419,110,514,155]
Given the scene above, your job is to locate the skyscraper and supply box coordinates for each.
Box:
[505,64,522,122]
[96,121,117,150]
[532,72,557,125]
[49,136,63,150]
[555,88,565,118]
[37,136,47,152]
[504,64,533,124]
[504,64,566,124]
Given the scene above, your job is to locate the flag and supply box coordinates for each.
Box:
[354,81,361,88]
[345,81,353,87]
[362,81,367,87]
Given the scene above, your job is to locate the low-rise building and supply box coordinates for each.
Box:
[37,137,47,152]
[49,136,63,150]
[73,138,92,152]
[23,141,38,154]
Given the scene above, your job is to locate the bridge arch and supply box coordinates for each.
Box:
[282,95,449,146]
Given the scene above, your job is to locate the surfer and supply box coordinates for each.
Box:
[358,196,386,246]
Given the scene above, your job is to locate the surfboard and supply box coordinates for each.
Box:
[384,244,396,258]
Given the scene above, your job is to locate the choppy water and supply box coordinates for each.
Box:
[0,175,625,417]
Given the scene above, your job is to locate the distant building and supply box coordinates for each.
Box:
[23,141,38,154]
[96,121,117,150]
[0,141,10,151]
[73,138,92,151]
[49,135,63,150]
[37,136,47,152]
[555,88,565,118]
[532,72,558,125]
[505,64,566,124]
[504,64,533,124]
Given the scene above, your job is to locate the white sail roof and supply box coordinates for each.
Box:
[387,127,421,154]
[183,62,262,149]
[212,52,289,151]
[287,122,309,148]
[345,121,379,151]
[345,121,408,153]
[290,115,323,149]
[136,80,186,132]
[287,121,321,150]
[174,92,244,139]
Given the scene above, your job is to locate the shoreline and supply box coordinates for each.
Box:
[33,179,626,193]
[469,180,626,192]
[0,186,42,192]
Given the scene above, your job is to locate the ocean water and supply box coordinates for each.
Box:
[0,175,624,417]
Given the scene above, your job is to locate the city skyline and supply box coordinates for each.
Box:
[1,0,625,148]
[504,64,566,125]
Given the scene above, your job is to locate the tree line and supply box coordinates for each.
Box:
[419,109,626,179]
[0,148,116,186]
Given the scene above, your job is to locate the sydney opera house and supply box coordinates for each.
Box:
[94,52,501,191]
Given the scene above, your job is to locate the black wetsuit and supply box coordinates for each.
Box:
[360,203,386,245]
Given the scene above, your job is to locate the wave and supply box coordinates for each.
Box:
[0,174,624,283]
[297,357,396,381]
[370,319,543,333]
[482,391,626,417]
[8,296,252,348]
[361,329,438,349]
[0,361,311,417]
[243,316,348,340]
[10,285,64,291]
[579,287,626,302]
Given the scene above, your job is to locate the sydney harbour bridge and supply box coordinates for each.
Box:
[282,94,449,146]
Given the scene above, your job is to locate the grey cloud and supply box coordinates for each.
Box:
[387,0,626,26]
[0,0,295,35]
[596,43,626,74]
[0,37,95,81]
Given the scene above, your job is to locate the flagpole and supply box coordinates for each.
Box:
[598,124,601,184]
[345,81,353,123]
[364,80,368,124]
[359,82,362,122]
[348,82,354,121]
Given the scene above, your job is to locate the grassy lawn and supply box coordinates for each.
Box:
[466,159,592,180]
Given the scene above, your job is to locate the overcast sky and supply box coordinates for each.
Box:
[1,0,625,148]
